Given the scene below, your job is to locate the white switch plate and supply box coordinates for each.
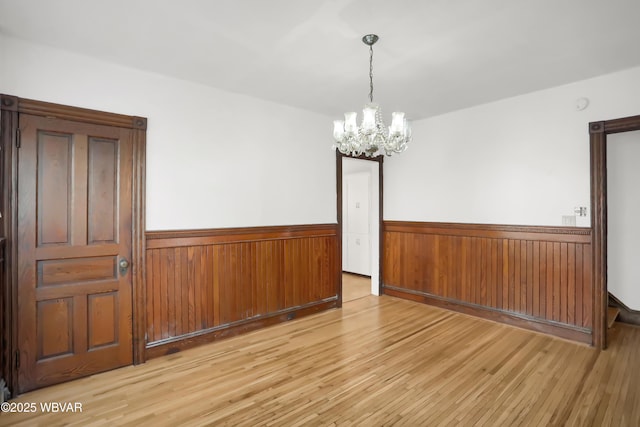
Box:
[562,215,576,226]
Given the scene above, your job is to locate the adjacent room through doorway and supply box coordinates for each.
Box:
[342,273,370,302]
[341,156,381,301]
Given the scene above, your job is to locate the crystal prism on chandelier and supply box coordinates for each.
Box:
[333,34,411,157]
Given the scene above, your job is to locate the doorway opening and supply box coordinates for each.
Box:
[337,153,383,303]
[590,114,640,349]
[606,130,640,327]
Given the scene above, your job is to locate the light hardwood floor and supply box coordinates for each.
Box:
[2,295,639,426]
[342,273,371,302]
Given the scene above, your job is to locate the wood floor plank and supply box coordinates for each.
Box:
[342,273,371,302]
[3,296,639,426]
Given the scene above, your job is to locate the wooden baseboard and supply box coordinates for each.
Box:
[383,285,592,345]
[609,293,640,326]
[146,298,338,359]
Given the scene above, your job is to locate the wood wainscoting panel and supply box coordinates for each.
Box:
[383,221,593,343]
[145,224,339,356]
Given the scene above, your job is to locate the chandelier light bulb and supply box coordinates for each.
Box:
[362,105,377,131]
[390,112,405,133]
[332,34,411,157]
[344,112,358,133]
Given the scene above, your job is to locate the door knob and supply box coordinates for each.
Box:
[119,258,130,275]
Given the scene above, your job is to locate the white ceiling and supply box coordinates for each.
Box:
[1,0,640,120]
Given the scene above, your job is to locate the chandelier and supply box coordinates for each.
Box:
[333,34,411,157]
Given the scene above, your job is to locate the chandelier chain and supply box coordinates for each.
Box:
[369,44,374,103]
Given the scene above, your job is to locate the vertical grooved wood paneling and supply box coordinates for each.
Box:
[166,248,175,338]
[515,240,522,313]
[575,244,583,326]
[553,242,561,323]
[160,248,168,339]
[145,225,339,347]
[174,247,183,337]
[153,250,162,342]
[526,240,533,316]
[546,242,554,321]
[532,241,540,318]
[383,222,593,342]
[582,243,593,329]
[539,241,547,319]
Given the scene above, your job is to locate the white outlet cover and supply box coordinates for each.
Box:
[562,215,577,226]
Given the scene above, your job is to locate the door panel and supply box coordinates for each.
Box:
[343,172,371,276]
[87,137,118,244]
[17,114,133,393]
[37,131,72,246]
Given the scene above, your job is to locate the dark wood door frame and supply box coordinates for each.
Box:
[0,94,147,396]
[590,114,640,349]
[336,152,384,298]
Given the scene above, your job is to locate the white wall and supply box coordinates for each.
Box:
[4,34,640,233]
[607,131,640,310]
[385,66,640,226]
[0,34,336,230]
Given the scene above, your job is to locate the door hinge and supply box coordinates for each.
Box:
[16,128,21,148]
[15,350,20,370]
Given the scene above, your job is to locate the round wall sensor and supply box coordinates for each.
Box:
[575,97,589,111]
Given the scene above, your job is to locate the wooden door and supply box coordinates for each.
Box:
[16,114,134,393]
